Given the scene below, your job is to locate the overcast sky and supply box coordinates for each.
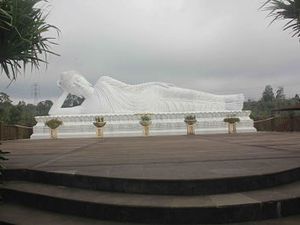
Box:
[1,0,300,103]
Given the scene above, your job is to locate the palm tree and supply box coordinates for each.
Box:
[0,0,59,81]
[261,0,300,39]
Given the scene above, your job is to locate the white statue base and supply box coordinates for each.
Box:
[31,110,256,139]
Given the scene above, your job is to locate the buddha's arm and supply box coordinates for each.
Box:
[48,91,81,115]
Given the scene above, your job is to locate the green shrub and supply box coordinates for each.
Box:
[223,117,240,123]
[45,118,63,129]
[140,114,151,122]
[184,114,196,121]
[93,116,106,128]
[184,115,197,126]
[95,116,104,122]
[139,114,152,127]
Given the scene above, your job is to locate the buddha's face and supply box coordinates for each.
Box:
[58,71,94,97]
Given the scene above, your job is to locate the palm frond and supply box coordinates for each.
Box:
[261,0,300,40]
[0,0,60,80]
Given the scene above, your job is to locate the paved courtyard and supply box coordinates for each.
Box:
[1,132,300,225]
[2,132,300,180]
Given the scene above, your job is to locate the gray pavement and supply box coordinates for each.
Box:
[2,132,300,225]
[2,132,300,179]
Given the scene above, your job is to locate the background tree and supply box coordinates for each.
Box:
[36,100,53,116]
[0,0,59,80]
[244,85,299,120]
[261,0,300,40]
[0,92,53,126]
[0,92,11,104]
[62,94,85,108]
[261,85,275,102]
[294,94,300,102]
[0,92,13,123]
[275,86,285,100]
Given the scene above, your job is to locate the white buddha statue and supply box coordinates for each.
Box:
[48,71,244,115]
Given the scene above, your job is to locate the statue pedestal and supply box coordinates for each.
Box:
[96,127,104,138]
[32,110,256,139]
[186,125,195,135]
[50,128,58,139]
[228,123,237,134]
[143,126,150,136]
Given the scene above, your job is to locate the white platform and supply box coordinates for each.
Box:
[31,110,256,139]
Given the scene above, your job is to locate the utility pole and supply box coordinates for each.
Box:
[31,83,40,105]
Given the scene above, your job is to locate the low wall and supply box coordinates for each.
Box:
[254,116,300,132]
[32,111,256,139]
[0,122,33,140]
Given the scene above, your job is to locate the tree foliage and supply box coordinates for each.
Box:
[261,0,300,40]
[244,85,300,120]
[262,85,275,102]
[275,86,285,100]
[45,118,62,129]
[61,94,85,108]
[0,92,86,126]
[0,0,59,80]
[0,92,53,126]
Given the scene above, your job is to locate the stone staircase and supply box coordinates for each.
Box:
[1,168,300,224]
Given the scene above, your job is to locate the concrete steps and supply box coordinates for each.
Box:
[4,168,300,195]
[1,179,300,224]
[0,203,122,225]
[2,203,300,225]
[1,133,300,224]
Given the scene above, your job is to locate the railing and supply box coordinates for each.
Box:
[254,116,300,132]
[0,122,33,140]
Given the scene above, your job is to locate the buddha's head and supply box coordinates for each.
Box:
[58,71,94,97]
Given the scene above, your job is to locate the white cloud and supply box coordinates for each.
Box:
[1,0,300,101]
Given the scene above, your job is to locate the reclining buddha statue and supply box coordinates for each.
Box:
[48,71,244,115]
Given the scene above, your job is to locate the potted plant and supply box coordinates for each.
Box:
[184,114,197,135]
[139,114,152,136]
[93,116,106,138]
[223,117,240,134]
[45,118,63,139]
